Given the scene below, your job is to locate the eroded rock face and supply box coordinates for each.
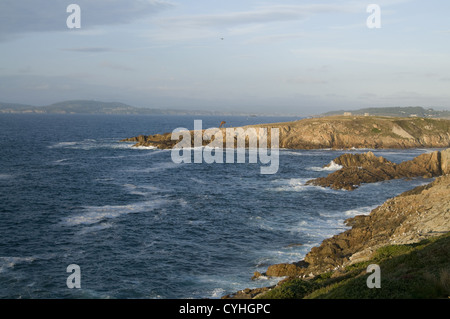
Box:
[306,149,448,190]
[441,148,450,175]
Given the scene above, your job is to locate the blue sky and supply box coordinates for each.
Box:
[1,0,449,115]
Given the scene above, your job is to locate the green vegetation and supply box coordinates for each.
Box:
[260,279,319,299]
[257,233,450,299]
[371,127,382,134]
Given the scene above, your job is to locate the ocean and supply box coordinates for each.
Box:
[0,114,435,299]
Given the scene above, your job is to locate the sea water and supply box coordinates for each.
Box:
[0,114,436,298]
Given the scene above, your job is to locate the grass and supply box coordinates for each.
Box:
[257,233,450,299]
[371,128,382,134]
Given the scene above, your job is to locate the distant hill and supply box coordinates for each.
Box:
[322,107,450,119]
[0,100,255,116]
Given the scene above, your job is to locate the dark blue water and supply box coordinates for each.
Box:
[0,114,436,299]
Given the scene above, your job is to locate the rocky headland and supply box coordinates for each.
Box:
[223,149,450,299]
[121,115,450,298]
[306,148,450,190]
[121,116,450,150]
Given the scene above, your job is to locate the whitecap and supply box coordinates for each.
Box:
[62,199,168,226]
[133,145,158,150]
[48,141,78,148]
[210,288,226,298]
[307,160,343,172]
[48,140,96,150]
[48,139,160,151]
[268,178,340,193]
[343,205,378,217]
[0,256,35,273]
[53,158,71,165]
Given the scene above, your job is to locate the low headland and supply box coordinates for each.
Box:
[121,115,450,150]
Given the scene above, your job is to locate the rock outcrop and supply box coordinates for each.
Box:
[306,149,449,190]
[225,174,450,298]
[122,116,450,150]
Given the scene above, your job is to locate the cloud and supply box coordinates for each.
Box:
[0,0,172,41]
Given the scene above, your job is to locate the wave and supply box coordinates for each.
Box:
[62,199,168,226]
[307,160,343,172]
[343,205,377,217]
[48,139,160,151]
[133,145,158,150]
[210,288,226,298]
[52,158,71,165]
[48,141,78,148]
[0,174,13,180]
[268,178,341,193]
[0,256,35,274]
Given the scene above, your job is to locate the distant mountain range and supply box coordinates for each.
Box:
[321,106,450,119]
[0,100,263,116]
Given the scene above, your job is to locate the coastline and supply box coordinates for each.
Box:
[121,115,450,150]
[120,115,450,299]
[222,150,450,299]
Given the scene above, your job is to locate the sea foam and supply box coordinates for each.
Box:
[307,160,343,172]
[62,199,168,226]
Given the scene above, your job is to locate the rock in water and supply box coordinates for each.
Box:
[306,149,449,190]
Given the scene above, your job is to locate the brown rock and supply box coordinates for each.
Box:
[441,148,450,175]
[265,263,305,277]
[121,116,450,150]
[307,149,448,190]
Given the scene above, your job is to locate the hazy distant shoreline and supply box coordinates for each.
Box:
[1,100,450,118]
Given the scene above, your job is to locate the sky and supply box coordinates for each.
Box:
[0,0,450,115]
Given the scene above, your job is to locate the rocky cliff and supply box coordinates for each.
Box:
[225,174,450,298]
[122,116,450,150]
[306,148,450,190]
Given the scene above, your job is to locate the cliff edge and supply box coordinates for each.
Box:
[121,116,450,150]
